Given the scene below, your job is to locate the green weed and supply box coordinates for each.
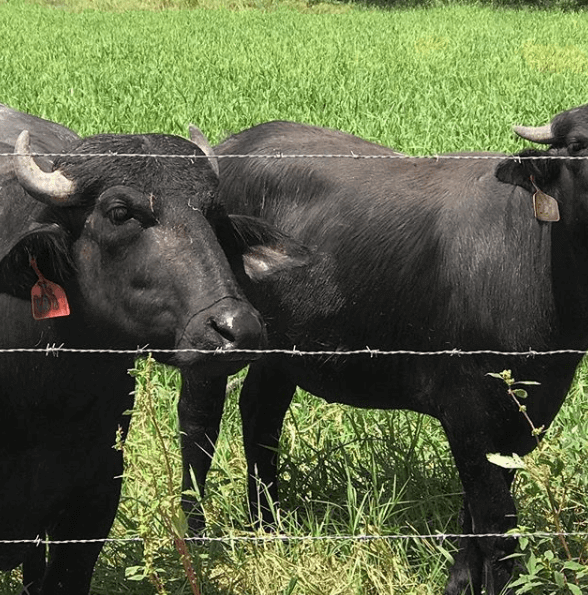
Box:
[488,368,588,594]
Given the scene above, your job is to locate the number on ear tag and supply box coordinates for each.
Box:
[30,258,70,320]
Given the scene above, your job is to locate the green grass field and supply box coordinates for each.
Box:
[3,1,588,152]
[1,0,588,593]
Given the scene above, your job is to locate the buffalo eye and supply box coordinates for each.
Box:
[98,186,157,228]
[107,205,132,224]
[568,139,587,154]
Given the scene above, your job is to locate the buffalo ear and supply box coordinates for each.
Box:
[495,148,561,192]
[0,224,73,299]
[218,214,311,281]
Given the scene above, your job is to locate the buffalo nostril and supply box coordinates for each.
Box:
[208,309,265,350]
[209,316,237,344]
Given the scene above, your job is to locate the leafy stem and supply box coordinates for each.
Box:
[487,370,574,568]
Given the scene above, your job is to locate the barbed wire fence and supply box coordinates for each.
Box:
[1,349,587,546]
[1,149,588,580]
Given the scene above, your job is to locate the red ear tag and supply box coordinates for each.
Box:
[30,258,70,320]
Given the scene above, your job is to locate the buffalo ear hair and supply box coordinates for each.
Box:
[0,224,74,300]
[495,148,561,193]
[217,214,312,281]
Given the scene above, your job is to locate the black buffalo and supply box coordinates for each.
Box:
[179,107,588,595]
[0,104,303,595]
[0,103,81,152]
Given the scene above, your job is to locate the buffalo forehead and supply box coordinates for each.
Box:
[0,142,12,177]
[56,158,216,214]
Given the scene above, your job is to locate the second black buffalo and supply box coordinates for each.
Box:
[180,106,588,595]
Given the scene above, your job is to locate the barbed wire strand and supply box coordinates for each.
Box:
[2,151,588,160]
[2,530,588,547]
[0,346,587,356]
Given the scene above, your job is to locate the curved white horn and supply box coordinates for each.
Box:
[512,123,555,144]
[188,124,219,178]
[14,130,76,205]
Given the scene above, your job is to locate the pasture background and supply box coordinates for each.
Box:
[1,0,588,593]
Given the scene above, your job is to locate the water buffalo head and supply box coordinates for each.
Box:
[0,129,304,372]
[496,103,588,225]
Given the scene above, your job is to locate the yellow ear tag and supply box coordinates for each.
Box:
[530,176,560,222]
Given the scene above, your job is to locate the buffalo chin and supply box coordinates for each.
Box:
[171,348,257,376]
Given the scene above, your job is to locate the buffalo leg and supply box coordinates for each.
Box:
[444,497,484,595]
[21,545,45,595]
[446,468,516,595]
[40,469,123,594]
[178,372,228,534]
[239,362,296,526]
[443,421,517,595]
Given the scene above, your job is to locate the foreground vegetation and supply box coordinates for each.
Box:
[1,0,588,593]
[109,360,588,595]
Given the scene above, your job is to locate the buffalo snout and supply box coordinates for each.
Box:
[174,298,266,372]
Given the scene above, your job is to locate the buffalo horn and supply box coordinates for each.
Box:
[512,123,555,144]
[188,124,219,178]
[14,130,77,206]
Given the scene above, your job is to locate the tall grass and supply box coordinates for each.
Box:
[105,361,463,595]
[1,1,588,593]
[100,361,588,594]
